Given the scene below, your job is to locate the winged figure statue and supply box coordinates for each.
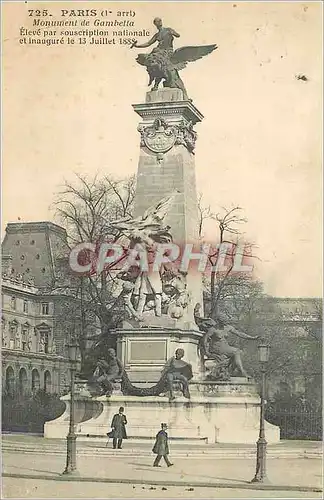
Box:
[105,191,179,246]
[131,18,217,100]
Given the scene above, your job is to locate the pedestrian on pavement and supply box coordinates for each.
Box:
[110,406,127,449]
[152,423,173,467]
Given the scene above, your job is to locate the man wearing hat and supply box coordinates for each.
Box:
[110,406,127,449]
[152,423,173,467]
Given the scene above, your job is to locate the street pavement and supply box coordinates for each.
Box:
[2,477,323,499]
[1,435,323,497]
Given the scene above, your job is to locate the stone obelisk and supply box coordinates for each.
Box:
[133,88,204,316]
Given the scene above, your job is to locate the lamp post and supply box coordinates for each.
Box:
[251,343,270,484]
[62,340,79,476]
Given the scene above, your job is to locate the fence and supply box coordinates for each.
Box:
[266,400,322,440]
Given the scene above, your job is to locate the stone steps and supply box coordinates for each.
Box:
[2,440,321,459]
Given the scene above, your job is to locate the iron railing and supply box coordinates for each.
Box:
[266,400,322,440]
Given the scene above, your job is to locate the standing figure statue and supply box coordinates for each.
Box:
[117,266,143,321]
[27,334,33,351]
[91,348,123,396]
[131,17,217,100]
[38,335,45,353]
[195,305,258,380]
[161,348,193,401]
[15,330,21,350]
[2,330,8,348]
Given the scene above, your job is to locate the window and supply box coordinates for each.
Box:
[23,300,28,313]
[10,297,16,310]
[9,321,18,349]
[6,366,15,396]
[21,325,29,351]
[9,323,16,339]
[41,303,49,315]
[32,369,40,392]
[19,368,28,396]
[44,370,52,393]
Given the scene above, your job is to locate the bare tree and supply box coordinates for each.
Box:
[54,173,135,247]
[198,198,256,318]
[197,192,215,239]
[51,173,136,359]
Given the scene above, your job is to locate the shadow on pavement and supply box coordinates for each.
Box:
[5,464,61,477]
[127,462,248,484]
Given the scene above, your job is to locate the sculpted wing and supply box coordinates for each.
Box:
[171,45,218,69]
[142,191,179,223]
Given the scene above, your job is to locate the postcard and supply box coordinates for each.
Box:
[2,2,322,498]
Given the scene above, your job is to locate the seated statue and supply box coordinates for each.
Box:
[91,348,123,396]
[161,348,193,400]
[195,305,258,380]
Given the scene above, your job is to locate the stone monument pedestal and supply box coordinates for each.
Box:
[114,324,203,382]
[44,379,280,444]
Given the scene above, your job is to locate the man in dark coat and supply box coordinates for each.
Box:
[152,423,173,467]
[110,406,127,449]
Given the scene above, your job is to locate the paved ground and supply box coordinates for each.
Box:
[3,477,323,499]
[2,448,322,493]
[2,435,322,498]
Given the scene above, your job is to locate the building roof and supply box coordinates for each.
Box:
[4,221,67,236]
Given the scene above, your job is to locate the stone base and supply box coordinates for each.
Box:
[145,88,184,104]
[44,381,280,444]
[114,327,203,382]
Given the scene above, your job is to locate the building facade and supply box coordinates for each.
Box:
[2,274,70,395]
[1,221,79,396]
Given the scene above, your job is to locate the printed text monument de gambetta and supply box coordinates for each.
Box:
[19,8,150,46]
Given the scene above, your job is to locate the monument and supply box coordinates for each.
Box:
[45,18,280,444]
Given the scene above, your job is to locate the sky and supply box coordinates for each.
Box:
[2,1,322,297]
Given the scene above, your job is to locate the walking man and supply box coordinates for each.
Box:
[152,423,173,467]
[111,406,127,449]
